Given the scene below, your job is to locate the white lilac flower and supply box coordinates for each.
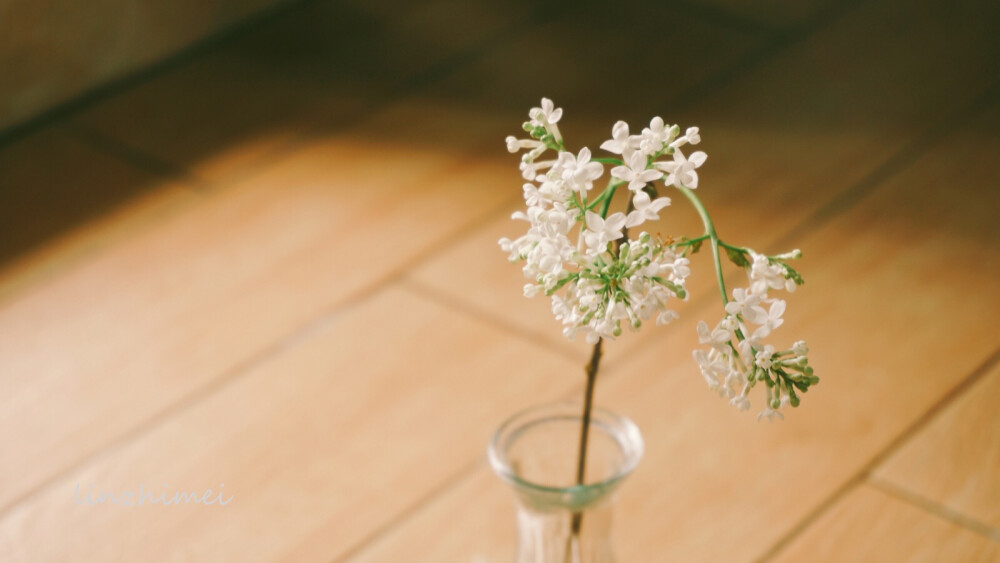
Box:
[656,149,707,189]
[599,120,640,155]
[757,407,784,422]
[749,251,797,293]
[529,98,563,142]
[730,393,751,411]
[583,211,627,254]
[520,159,552,181]
[558,148,604,195]
[693,348,729,393]
[505,136,543,154]
[754,345,776,369]
[503,99,813,420]
[669,126,701,149]
[724,288,768,324]
[611,149,664,192]
[694,273,812,420]
[626,190,671,228]
[639,117,679,155]
[656,310,680,325]
[750,299,786,342]
[704,317,736,348]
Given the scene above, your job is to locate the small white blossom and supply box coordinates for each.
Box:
[557,148,604,195]
[583,211,627,254]
[626,190,671,228]
[669,126,701,149]
[505,136,543,154]
[529,98,563,142]
[754,345,776,370]
[639,117,678,155]
[725,288,767,324]
[656,149,707,189]
[749,251,796,293]
[730,393,751,411]
[656,310,679,325]
[697,320,732,350]
[750,299,786,342]
[611,150,664,192]
[600,120,640,155]
[757,407,784,422]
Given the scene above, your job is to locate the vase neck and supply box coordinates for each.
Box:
[489,403,644,563]
[514,497,616,563]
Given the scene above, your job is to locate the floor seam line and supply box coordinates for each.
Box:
[754,345,1000,561]
[398,275,581,365]
[866,476,1000,545]
[60,122,210,190]
[332,458,482,562]
[0,194,522,520]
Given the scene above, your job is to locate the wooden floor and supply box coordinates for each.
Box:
[1,0,999,560]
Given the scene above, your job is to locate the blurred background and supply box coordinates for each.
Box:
[1,0,999,560]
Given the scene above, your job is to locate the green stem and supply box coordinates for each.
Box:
[570,338,603,538]
[676,186,729,305]
[718,239,750,254]
[597,183,623,217]
[670,234,710,247]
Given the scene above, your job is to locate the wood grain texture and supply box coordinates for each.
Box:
[873,360,1000,532]
[772,485,1000,562]
[0,286,581,562]
[0,135,511,514]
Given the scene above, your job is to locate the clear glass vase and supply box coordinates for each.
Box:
[488,403,644,563]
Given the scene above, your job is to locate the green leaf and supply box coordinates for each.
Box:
[782,262,805,286]
[725,247,750,268]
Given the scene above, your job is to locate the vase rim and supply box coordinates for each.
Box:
[487,402,644,496]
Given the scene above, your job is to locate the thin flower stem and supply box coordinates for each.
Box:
[670,234,710,247]
[676,186,729,305]
[595,182,624,216]
[717,239,751,254]
[570,338,603,538]
[591,157,624,165]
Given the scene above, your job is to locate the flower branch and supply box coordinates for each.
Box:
[502,97,818,422]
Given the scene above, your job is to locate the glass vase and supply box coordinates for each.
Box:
[487,403,644,563]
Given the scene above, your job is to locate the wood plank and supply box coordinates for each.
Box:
[0,125,195,299]
[873,361,1000,531]
[0,133,511,513]
[0,182,196,308]
[347,468,517,563]
[71,0,534,182]
[409,0,1000,364]
[0,286,581,561]
[342,92,1000,562]
[773,485,1000,562]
